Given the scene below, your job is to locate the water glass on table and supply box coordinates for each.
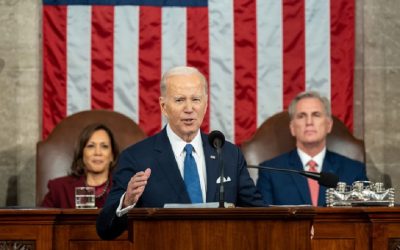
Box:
[75,187,96,209]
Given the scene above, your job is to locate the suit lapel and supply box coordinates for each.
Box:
[154,128,191,203]
[202,133,219,202]
[288,150,312,204]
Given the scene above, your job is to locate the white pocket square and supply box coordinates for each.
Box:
[216,176,231,184]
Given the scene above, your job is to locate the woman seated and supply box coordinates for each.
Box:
[41,123,119,208]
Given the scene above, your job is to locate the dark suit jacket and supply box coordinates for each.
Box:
[256,149,368,206]
[96,128,264,240]
[41,175,110,208]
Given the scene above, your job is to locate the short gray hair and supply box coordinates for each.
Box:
[160,66,208,96]
[288,91,332,120]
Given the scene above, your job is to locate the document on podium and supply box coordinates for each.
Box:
[164,202,235,208]
[269,204,313,207]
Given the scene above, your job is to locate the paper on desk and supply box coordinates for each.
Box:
[164,202,235,208]
[268,204,313,207]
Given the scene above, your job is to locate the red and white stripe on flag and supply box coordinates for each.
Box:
[42,0,355,145]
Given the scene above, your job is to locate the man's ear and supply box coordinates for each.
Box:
[159,97,167,117]
[289,121,296,137]
[327,117,333,133]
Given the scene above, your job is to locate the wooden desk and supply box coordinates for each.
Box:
[128,207,314,250]
[1,207,400,250]
[0,208,131,250]
[312,207,400,250]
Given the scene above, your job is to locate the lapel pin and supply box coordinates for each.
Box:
[210,155,216,159]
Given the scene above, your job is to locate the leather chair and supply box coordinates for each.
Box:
[36,110,147,205]
[241,111,365,182]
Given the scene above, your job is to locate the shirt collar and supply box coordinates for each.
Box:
[297,147,326,172]
[166,124,202,157]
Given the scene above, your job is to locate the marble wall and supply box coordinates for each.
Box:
[361,0,400,198]
[0,0,399,206]
[0,0,40,206]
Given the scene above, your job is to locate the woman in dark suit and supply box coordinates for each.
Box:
[41,123,119,208]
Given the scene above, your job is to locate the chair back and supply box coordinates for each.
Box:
[36,110,147,205]
[241,111,365,182]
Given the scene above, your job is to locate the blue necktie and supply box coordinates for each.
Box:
[183,144,203,203]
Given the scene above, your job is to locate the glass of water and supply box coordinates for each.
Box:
[75,187,96,209]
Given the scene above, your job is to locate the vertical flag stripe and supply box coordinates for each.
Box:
[209,0,235,142]
[161,8,187,74]
[91,6,114,110]
[305,0,331,99]
[113,6,140,123]
[42,0,356,145]
[161,7,187,128]
[330,0,355,130]
[234,0,257,144]
[282,0,306,109]
[42,5,67,138]
[187,7,210,133]
[257,0,283,126]
[67,6,91,115]
[138,6,162,135]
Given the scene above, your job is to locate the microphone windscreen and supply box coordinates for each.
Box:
[319,172,339,188]
[208,130,225,149]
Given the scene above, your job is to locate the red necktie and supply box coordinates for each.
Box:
[307,160,319,206]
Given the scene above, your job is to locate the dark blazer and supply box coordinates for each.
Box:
[96,128,264,240]
[41,175,110,208]
[256,149,368,206]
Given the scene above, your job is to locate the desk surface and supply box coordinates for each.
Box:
[0,207,400,250]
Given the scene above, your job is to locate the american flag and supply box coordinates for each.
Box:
[42,0,355,145]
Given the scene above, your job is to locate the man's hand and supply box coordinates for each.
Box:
[123,168,151,208]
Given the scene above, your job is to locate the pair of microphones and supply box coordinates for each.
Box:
[208,130,339,193]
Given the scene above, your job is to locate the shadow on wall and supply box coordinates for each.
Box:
[0,147,17,206]
[1,149,36,207]
[0,58,4,73]
[365,154,392,189]
[6,175,17,206]
[18,155,36,207]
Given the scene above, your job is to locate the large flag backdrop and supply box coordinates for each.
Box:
[42,0,355,145]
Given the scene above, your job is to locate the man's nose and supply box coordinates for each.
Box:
[184,101,194,111]
[306,116,313,124]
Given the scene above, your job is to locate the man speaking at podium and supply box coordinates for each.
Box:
[97,66,264,240]
[256,91,368,206]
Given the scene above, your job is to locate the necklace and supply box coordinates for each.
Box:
[86,179,110,199]
[95,179,110,199]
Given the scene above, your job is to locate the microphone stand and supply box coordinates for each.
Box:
[217,146,225,208]
[247,165,338,188]
[248,165,320,180]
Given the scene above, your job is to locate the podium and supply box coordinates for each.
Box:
[128,207,314,250]
[1,207,400,249]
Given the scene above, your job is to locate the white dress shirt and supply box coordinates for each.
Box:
[166,124,207,202]
[297,147,326,172]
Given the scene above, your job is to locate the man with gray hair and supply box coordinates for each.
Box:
[257,91,368,206]
[97,66,264,240]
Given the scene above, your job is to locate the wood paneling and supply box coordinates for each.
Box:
[1,207,400,249]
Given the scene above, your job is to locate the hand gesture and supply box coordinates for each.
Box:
[123,168,151,208]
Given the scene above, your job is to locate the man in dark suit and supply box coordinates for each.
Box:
[257,91,368,206]
[97,66,264,240]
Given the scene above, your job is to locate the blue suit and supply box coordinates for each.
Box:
[97,128,264,240]
[256,149,368,206]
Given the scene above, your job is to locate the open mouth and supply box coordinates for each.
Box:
[182,118,195,124]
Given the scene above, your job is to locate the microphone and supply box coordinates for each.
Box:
[208,130,225,151]
[247,165,339,188]
[208,130,226,208]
